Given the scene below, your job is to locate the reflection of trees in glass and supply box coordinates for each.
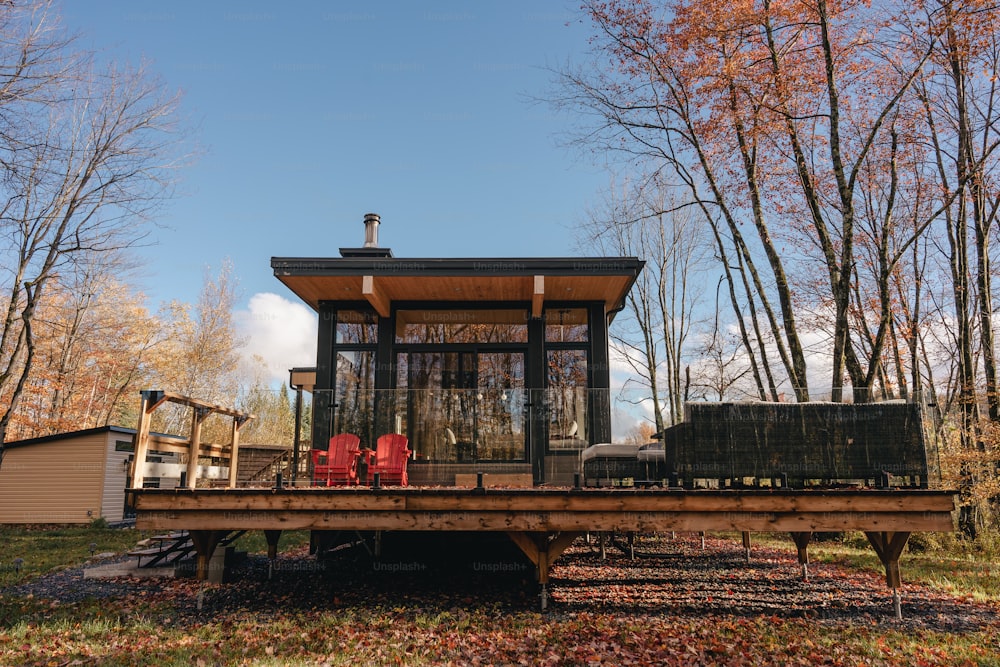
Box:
[545,308,589,343]
[396,310,528,344]
[477,353,525,460]
[399,353,469,461]
[334,351,374,448]
[336,311,378,344]
[397,351,525,462]
[547,350,588,449]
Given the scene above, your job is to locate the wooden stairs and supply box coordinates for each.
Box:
[128,530,246,568]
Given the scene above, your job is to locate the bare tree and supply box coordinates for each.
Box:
[580,177,709,430]
[149,261,246,440]
[689,278,755,402]
[0,1,183,454]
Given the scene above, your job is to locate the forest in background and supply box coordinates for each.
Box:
[0,1,298,450]
[565,0,1000,537]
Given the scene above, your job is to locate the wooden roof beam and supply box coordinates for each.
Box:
[362,275,390,317]
[141,390,254,421]
[362,275,391,317]
[532,275,544,318]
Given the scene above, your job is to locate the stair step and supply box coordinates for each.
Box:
[128,547,173,557]
[149,532,187,542]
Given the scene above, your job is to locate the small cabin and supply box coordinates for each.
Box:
[272,214,643,485]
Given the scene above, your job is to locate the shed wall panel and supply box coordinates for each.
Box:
[0,434,107,524]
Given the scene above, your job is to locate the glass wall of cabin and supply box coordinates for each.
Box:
[312,301,610,483]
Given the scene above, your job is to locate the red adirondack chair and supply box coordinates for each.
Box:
[367,433,411,486]
[311,433,362,486]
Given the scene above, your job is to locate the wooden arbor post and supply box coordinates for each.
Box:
[131,390,170,489]
[186,407,211,487]
[129,390,254,490]
[227,414,251,489]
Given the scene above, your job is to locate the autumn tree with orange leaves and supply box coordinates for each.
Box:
[564,0,1000,534]
[0,1,184,455]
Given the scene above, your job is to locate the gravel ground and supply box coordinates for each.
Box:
[1,554,176,604]
[2,533,997,635]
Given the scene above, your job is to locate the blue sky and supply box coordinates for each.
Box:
[61,2,604,303]
[59,2,610,382]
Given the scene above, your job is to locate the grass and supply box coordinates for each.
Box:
[0,525,144,586]
[747,531,1000,603]
[1,602,998,665]
[0,525,311,588]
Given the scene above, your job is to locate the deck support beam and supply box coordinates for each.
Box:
[741,531,752,562]
[265,529,282,579]
[264,530,282,560]
[790,531,812,580]
[189,530,228,581]
[506,531,583,584]
[506,531,583,611]
[865,531,911,619]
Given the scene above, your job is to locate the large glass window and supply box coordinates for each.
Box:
[545,308,588,342]
[395,350,526,462]
[336,310,378,344]
[547,349,588,451]
[477,353,526,461]
[334,350,375,447]
[395,309,528,344]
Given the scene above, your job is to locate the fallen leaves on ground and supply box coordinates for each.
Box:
[1,533,997,666]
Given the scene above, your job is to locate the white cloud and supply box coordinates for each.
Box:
[235,292,317,386]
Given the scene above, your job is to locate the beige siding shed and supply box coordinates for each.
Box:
[0,426,183,525]
[0,430,108,524]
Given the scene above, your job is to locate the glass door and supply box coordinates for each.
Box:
[397,350,525,462]
[476,352,526,461]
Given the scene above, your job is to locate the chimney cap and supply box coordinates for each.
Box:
[340,211,393,257]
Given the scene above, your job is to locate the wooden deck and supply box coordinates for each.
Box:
[127,486,957,614]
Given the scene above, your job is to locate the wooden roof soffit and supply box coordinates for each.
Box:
[362,275,391,317]
[532,275,544,318]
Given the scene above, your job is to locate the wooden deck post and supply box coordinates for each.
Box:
[264,530,282,560]
[189,530,227,581]
[865,531,911,619]
[741,531,752,562]
[506,531,583,610]
[264,529,282,580]
[790,532,812,580]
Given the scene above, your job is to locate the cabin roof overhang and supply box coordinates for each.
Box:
[270,256,644,318]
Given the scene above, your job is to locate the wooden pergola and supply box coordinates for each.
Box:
[130,390,255,489]
[127,486,956,614]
